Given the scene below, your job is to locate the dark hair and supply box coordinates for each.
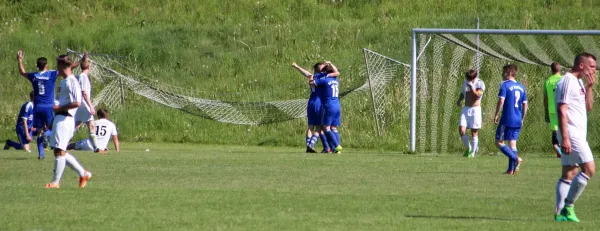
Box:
[36,57,47,70]
[313,62,325,73]
[465,69,478,80]
[56,54,73,69]
[503,64,518,76]
[573,52,597,70]
[550,62,561,73]
[97,109,109,119]
[321,64,335,74]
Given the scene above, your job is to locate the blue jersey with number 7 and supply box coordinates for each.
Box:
[314,77,340,108]
[27,70,59,107]
[498,79,527,128]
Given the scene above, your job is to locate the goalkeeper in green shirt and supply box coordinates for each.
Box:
[544,62,563,158]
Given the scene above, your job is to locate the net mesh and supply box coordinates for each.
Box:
[416,33,600,154]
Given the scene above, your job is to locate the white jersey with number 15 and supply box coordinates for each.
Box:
[94,118,118,150]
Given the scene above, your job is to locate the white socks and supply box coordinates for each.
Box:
[556,179,571,214]
[89,133,99,150]
[471,136,479,153]
[65,153,86,177]
[565,172,590,206]
[52,156,66,184]
[461,135,471,150]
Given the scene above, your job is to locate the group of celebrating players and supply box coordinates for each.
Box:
[456,52,597,222]
[4,50,120,189]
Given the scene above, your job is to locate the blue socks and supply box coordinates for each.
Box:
[309,134,319,148]
[6,140,23,150]
[499,145,516,171]
[305,136,311,147]
[319,133,330,151]
[325,130,339,148]
[332,128,340,146]
[37,136,45,159]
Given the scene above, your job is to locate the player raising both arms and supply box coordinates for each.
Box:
[456,69,485,157]
[4,91,35,152]
[544,62,563,158]
[554,53,596,222]
[46,54,92,189]
[309,64,342,154]
[493,64,527,175]
[75,59,104,154]
[68,109,119,153]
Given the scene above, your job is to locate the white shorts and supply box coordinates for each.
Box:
[458,106,482,129]
[50,115,75,151]
[559,135,594,166]
[75,106,94,123]
[75,139,94,151]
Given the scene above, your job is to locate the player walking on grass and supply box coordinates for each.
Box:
[309,64,342,154]
[554,53,596,222]
[493,64,528,175]
[456,69,485,157]
[544,62,563,158]
[45,54,92,189]
[74,59,104,154]
[68,109,119,153]
[4,91,35,152]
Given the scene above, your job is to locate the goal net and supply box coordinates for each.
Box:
[411,29,600,154]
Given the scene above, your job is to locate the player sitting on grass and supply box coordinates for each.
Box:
[68,109,119,153]
[4,91,35,152]
[74,59,104,154]
[309,64,342,154]
[456,69,485,157]
[544,62,563,158]
[493,64,528,175]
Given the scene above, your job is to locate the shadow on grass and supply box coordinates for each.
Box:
[405,214,537,221]
[0,157,31,160]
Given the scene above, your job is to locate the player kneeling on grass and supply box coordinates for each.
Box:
[493,64,527,175]
[68,109,119,153]
[46,54,92,189]
[309,64,342,154]
[75,59,104,154]
[4,91,35,152]
[456,69,485,157]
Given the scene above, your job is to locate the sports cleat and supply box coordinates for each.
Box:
[79,171,92,188]
[321,149,332,153]
[94,148,107,155]
[555,214,567,222]
[503,171,514,175]
[3,140,10,150]
[560,206,580,222]
[45,183,60,188]
[306,146,317,153]
[463,149,472,157]
[334,149,342,154]
[335,145,343,152]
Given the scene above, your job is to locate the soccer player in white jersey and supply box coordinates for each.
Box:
[74,59,103,154]
[68,109,119,153]
[46,54,92,189]
[554,52,596,222]
[456,69,485,157]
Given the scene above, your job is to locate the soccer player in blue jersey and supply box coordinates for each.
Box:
[4,91,35,152]
[493,64,528,175]
[309,63,342,154]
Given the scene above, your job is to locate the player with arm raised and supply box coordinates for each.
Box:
[309,64,342,154]
[4,91,35,152]
[544,62,563,158]
[493,64,528,175]
[554,53,596,222]
[68,109,119,153]
[74,59,104,154]
[456,69,485,157]
[45,54,92,189]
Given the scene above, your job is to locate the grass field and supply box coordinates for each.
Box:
[1,143,599,230]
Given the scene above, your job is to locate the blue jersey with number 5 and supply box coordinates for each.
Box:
[27,70,59,107]
[498,80,527,128]
[314,77,340,108]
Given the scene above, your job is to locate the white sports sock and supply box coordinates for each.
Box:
[89,133,99,150]
[471,136,479,153]
[461,135,471,150]
[565,172,590,206]
[52,156,67,184]
[65,153,86,177]
[556,179,571,214]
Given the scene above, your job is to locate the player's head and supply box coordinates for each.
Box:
[29,91,34,102]
[80,59,91,71]
[465,69,477,81]
[502,64,518,80]
[322,63,336,74]
[572,52,597,79]
[97,109,109,119]
[56,54,73,76]
[313,62,325,74]
[550,62,561,74]
[36,57,48,70]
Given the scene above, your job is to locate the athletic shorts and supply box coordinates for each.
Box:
[33,105,54,130]
[74,138,94,151]
[495,125,521,141]
[50,115,75,151]
[307,98,323,126]
[548,113,559,131]
[322,105,341,127]
[458,106,482,129]
[75,106,94,123]
[558,131,594,166]
[15,127,33,145]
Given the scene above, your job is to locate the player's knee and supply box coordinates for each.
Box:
[495,141,504,149]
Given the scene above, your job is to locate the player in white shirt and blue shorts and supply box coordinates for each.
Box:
[456,69,485,157]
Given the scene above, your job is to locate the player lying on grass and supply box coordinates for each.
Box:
[309,64,342,154]
[4,91,35,152]
[456,69,485,157]
[554,52,596,222]
[46,54,92,189]
[292,61,338,153]
[74,59,104,154]
[493,64,527,175]
[544,62,563,158]
[68,109,119,153]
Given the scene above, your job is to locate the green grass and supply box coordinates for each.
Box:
[1,143,599,230]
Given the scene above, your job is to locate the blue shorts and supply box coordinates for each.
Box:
[33,105,54,130]
[322,106,341,127]
[307,98,323,126]
[16,127,33,145]
[495,125,521,141]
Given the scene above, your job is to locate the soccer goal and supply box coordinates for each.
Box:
[409,29,600,154]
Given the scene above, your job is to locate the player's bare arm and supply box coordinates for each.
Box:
[521,101,529,125]
[82,90,95,115]
[22,118,32,142]
[308,75,316,87]
[584,72,596,112]
[324,61,340,77]
[557,103,570,154]
[292,62,312,78]
[112,135,120,152]
[493,97,504,125]
[456,93,464,106]
[17,50,28,78]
